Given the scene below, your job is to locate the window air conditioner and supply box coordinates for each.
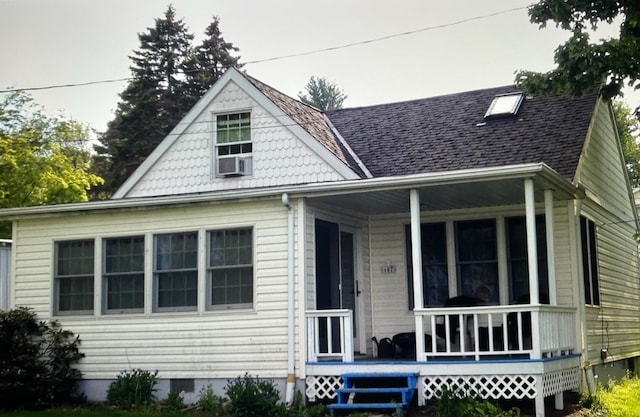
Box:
[218,156,246,176]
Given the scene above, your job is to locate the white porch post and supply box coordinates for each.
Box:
[410,189,426,362]
[525,179,542,362]
[525,179,540,304]
[544,189,557,305]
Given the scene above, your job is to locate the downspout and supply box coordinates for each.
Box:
[282,193,296,404]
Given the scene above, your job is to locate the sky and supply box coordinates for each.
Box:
[0,0,636,134]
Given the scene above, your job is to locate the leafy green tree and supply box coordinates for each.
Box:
[0,91,102,238]
[94,8,241,196]
[298,76,347,110]
[613,100,640,188]
[516,1,640,100]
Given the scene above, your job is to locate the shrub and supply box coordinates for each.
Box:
[196,384,226,414]
[0,307,84,410]
[106,368,158,409]
[162,391,186,413]
[432,387,519,417]
[225,374,285,417]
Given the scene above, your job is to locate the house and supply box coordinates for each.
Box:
[1,67,639,417]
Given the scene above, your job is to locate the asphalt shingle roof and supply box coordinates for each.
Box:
[325,86,599,181]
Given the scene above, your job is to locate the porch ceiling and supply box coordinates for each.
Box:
[308,176,576,215]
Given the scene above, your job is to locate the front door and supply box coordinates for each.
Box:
[315,219,361,351]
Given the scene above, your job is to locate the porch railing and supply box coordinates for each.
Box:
[414,304,577,361]
[305,305,575,363]
[306,309,354,362]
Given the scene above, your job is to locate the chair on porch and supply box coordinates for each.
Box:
[392,332,433,358]
[435,295,484,349]
[507,293,549,350]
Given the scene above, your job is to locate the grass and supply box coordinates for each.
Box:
[0,408,187,417]
[588,375,640,417]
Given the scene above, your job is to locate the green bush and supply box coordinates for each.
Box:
[432,387,519,417]
[162,391,186,413]
[196,384,226,414]
[106,368,158,409]
[0,307,85,410]
[225,374,285,417]
[587,375,640,417]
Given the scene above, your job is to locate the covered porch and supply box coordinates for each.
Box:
[297,165,585,417]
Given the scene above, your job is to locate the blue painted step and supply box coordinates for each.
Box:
[328,372,419,416]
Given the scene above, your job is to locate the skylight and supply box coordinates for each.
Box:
[484,92,524,118]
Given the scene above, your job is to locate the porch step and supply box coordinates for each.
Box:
[328,372,419,416]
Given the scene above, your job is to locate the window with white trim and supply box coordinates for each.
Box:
[580,216,600,306]
[506,216,549,303]
[54,239,94,314]
[208,228,253,308]
[104,236,144,312]
[154,232,198,311]
[215,112,252,176]
[456,219,499,303]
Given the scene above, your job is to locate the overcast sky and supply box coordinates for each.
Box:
[0,0,635,133]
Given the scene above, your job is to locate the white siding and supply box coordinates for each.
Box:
[575,100,636,224]
[574,100,640,364]
[581,202,640,364]
[126,81,345,198]
[12,200,292,379]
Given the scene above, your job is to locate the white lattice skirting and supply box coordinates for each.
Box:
[306,375,343,401]
[305,368,581,402]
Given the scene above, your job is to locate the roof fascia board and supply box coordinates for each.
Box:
[0,163,580,219]
[112,68,244,199]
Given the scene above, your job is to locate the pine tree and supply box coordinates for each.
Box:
[94,7,240,196]
[183,16,242,104]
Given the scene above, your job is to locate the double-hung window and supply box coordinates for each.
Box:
[54,239,95,314]
[405,223,449,307]
[455,219,499,303]
[154,232,198,311]
[506,216,548,303]
[580,216,600,306]
[208,228,253,308]
[104,236,144,312]
[215,112,252,176]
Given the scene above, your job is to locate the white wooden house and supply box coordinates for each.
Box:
[2,68,640,417]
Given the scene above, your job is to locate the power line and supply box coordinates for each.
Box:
[0,5,527,94]
[244,6,527,65]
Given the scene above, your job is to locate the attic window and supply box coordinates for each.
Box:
[484,92,524,118]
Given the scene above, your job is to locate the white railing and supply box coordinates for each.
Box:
[306,309,354,362]
[304,306,575,363]
[414,304,577,361]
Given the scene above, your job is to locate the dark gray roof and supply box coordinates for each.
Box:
[325,86,600,181]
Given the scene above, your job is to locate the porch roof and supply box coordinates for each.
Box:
[0,162,581,219]
[292,162,583,215]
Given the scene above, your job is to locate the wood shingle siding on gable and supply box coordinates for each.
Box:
[11,200,293,379]
[125,81,347,198]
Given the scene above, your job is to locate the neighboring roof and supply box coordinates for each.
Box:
[325,86,600,181]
